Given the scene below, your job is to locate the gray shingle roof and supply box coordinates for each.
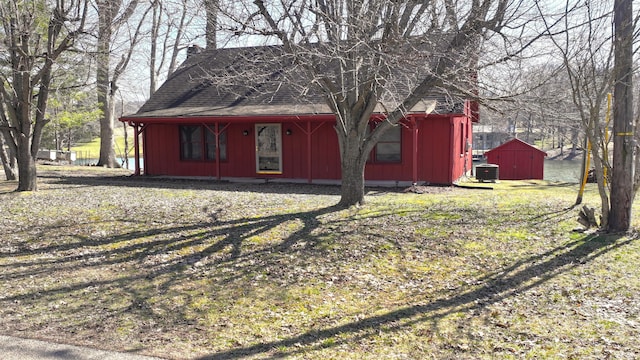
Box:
[132,44,465,119]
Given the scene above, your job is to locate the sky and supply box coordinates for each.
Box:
[115,0,632,113]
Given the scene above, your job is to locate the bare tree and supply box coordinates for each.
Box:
[0,0,88,190]
[95,0,150,167]
[215,0,528,206]
[608,0,635,232]
[148,0,198,95]
[499,63,581,153]
[541,0,639,231]
[542,1,615,225]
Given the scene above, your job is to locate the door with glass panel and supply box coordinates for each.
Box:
[255,124,282,174]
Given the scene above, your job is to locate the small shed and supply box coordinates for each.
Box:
[484,138,547,180]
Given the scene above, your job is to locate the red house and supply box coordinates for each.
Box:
[484,138,547,180]
[120,45,478,186]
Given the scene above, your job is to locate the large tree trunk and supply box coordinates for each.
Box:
[608,0,634,233]
[16,136,37,191]
[0,0,85,190]
[14,64,37,191]
[338,148,367,207]
[330,83,382,207]
[97,93,120,168]
[336,124,370,207]
[96,0,123,169]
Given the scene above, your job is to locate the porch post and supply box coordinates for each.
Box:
[449,119,456,183]
[412,118,419,184]
[131,122,141,176]
[215,122,221,180]
[293,119,324,184]
[307,121,312,184]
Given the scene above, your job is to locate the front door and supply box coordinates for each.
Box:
[255,124,282,174]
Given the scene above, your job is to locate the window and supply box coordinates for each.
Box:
[180,126,202,160]
[374,125,401,163]
[180,125,227,161]
[205,127,227,160]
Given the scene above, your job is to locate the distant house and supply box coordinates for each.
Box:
[120,45,479,186]
[484,138,547,180]
[472,124,511,160]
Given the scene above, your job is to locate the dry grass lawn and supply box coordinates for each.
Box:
[0,165,638,359]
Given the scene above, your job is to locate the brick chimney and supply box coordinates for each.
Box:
[187,44,204,58]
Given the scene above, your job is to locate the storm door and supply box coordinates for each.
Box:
[255,124,282,174]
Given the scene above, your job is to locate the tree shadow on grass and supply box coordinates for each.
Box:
[1,166,431,297]
[38,174,345,196]
[0,200,428,331]
[0,202,368,353]
[0,176,633,358]
[0,202,352,289]
[193,233,635,360]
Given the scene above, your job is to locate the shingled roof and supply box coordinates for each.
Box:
[131,44,466,119]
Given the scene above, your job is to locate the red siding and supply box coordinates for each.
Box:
[414,115,472,184]
[418,116,450,184]
[138,114,473,185]
[310,123,341,180]
[225,124,255,177]
[281,123,305,178]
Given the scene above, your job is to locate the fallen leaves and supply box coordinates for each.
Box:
[0,168,638,359]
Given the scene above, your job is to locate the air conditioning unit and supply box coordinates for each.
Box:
[476,164,499,182]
